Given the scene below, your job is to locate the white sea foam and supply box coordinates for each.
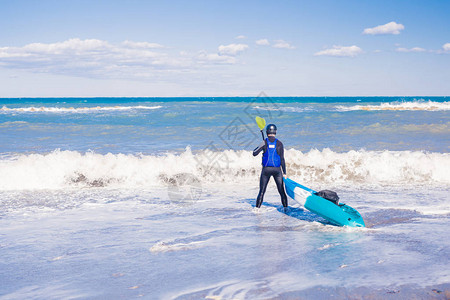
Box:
[150,241,205,253]
[336,100,450,111]
[0,148,448,191]
[253,105,313,113]
[317,243,341,250]
[0,105,162,113]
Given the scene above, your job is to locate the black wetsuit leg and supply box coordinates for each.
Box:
[273,168,288,208]
[256,168,270,208]
[256,167,288,208]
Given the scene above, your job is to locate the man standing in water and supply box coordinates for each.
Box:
[253,124,288,210]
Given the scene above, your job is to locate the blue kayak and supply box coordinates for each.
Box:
[284,178,365,227]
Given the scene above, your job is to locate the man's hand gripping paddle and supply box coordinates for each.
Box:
[255,116,266,141]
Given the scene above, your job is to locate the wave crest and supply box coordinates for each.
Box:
[0,105,162,113]
[336,100,450,111]
[0,148,448,190]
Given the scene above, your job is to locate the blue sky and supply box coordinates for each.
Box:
[0,0,449,97]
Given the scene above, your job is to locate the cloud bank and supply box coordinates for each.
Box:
[314,45,363,57]
[122,40,165,49]
[363,22,405,35]
[0,38,248,79]
[272,40,295,49]
[396,47,426,53]
[218,43,248,56]
[255,39,270,46]
[255,38,294,49]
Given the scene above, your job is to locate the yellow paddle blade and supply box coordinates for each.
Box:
[255,116,266,130]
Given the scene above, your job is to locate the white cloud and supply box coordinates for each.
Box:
[0,38,115,61]
[197,43,249,65]
[197,51,236,64]
[256,39,270,46]
[363,21,405,35]
[314,45,363,57]
[272,40,295,49]
[396,47,426,53]
[23,38,111,54]
[218,43,248,56]
[235,35,246,39]
[0,47,32,58]
[443,43,450,52]
[122,40,164,48]
[0,38,245,80]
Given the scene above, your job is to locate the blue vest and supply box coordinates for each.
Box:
[262,138,281,167]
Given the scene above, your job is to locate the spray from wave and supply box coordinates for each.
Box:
[0,148,448,190]
[0,105,162,113]
[336,100,450,111]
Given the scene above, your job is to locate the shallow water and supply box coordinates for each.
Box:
[1,184,450,299]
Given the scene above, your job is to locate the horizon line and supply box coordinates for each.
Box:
[0,95,448,99]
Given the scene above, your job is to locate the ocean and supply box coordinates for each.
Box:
[0,96,449,299]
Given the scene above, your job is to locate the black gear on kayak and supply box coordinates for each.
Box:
[266,124,277,135]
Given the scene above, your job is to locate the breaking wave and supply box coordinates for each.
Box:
[253,105,314,113]
[0,105,162,113]
[0,148,448,190]
[336,100,450,111]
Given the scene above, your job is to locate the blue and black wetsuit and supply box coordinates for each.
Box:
[253,136,288,208]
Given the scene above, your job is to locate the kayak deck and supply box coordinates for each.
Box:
[284,178,365,227]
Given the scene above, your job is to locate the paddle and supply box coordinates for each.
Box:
[255,116,266,141]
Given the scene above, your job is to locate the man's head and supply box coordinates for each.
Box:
[266,124,277,136]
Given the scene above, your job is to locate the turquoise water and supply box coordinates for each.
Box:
[1,96,447,103]
[0,96,449,298]
[1,96,449,155]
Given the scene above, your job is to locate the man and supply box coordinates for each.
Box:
[253,124,288,209]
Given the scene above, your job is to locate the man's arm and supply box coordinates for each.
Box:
[253,141,265,156]
[277,141,286,175]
